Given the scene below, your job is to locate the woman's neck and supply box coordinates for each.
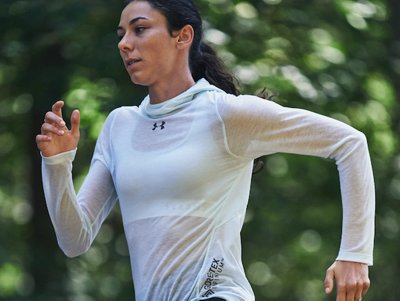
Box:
[148,71,196,104]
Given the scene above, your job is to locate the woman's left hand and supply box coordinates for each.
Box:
[324,260,370,301]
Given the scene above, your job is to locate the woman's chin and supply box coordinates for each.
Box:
[129,75,148,87]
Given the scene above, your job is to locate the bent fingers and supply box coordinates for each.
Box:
[41,122,65,136]
[36,134,52,143]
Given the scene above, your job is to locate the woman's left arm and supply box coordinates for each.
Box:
[218,94,375,300]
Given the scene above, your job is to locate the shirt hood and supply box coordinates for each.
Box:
[139,78,224,119]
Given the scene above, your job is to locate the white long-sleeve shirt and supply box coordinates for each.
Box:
[42,79,375,301]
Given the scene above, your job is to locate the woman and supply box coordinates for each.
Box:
[36,0,375,300]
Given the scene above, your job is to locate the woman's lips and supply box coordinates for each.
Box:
[126,58,141,65]
[126,58,142,71]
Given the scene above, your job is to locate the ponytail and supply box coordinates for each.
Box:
[190,42,240,96]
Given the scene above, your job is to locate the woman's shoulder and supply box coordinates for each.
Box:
[100,106,140,131]
[209,91,274,111]
[107,105,140,120]
[207,90,267,103]
[110,105,139,114]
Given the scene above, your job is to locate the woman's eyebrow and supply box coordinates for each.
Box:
[117,16,149,31]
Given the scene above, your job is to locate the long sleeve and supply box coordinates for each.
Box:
[41,113,118,258]
[217,94,375,265]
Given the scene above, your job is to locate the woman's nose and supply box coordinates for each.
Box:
[118,35,133,52]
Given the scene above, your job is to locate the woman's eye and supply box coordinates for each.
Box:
[135,27,146,34]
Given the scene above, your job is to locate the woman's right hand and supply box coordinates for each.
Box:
[36,101,80,157]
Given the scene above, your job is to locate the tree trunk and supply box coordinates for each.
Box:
[28,43,69,299]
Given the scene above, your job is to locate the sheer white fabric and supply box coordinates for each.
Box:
[41,79,374,301]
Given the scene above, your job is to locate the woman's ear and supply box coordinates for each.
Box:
[176,25,194,50]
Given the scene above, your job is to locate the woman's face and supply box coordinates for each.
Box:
[117,1,180,87]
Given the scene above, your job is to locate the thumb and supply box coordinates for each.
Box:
[324,267,335,294]
[70,109,80,137]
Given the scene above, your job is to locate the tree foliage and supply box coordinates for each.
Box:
[0,0,399,300]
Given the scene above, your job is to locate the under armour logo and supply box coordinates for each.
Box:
[152,121,166,131]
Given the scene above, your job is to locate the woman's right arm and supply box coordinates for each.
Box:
[37,101,118,257]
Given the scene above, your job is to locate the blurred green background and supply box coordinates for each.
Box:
[0,0,399,300]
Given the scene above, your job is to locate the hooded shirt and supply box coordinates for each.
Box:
[42,79,375,301]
